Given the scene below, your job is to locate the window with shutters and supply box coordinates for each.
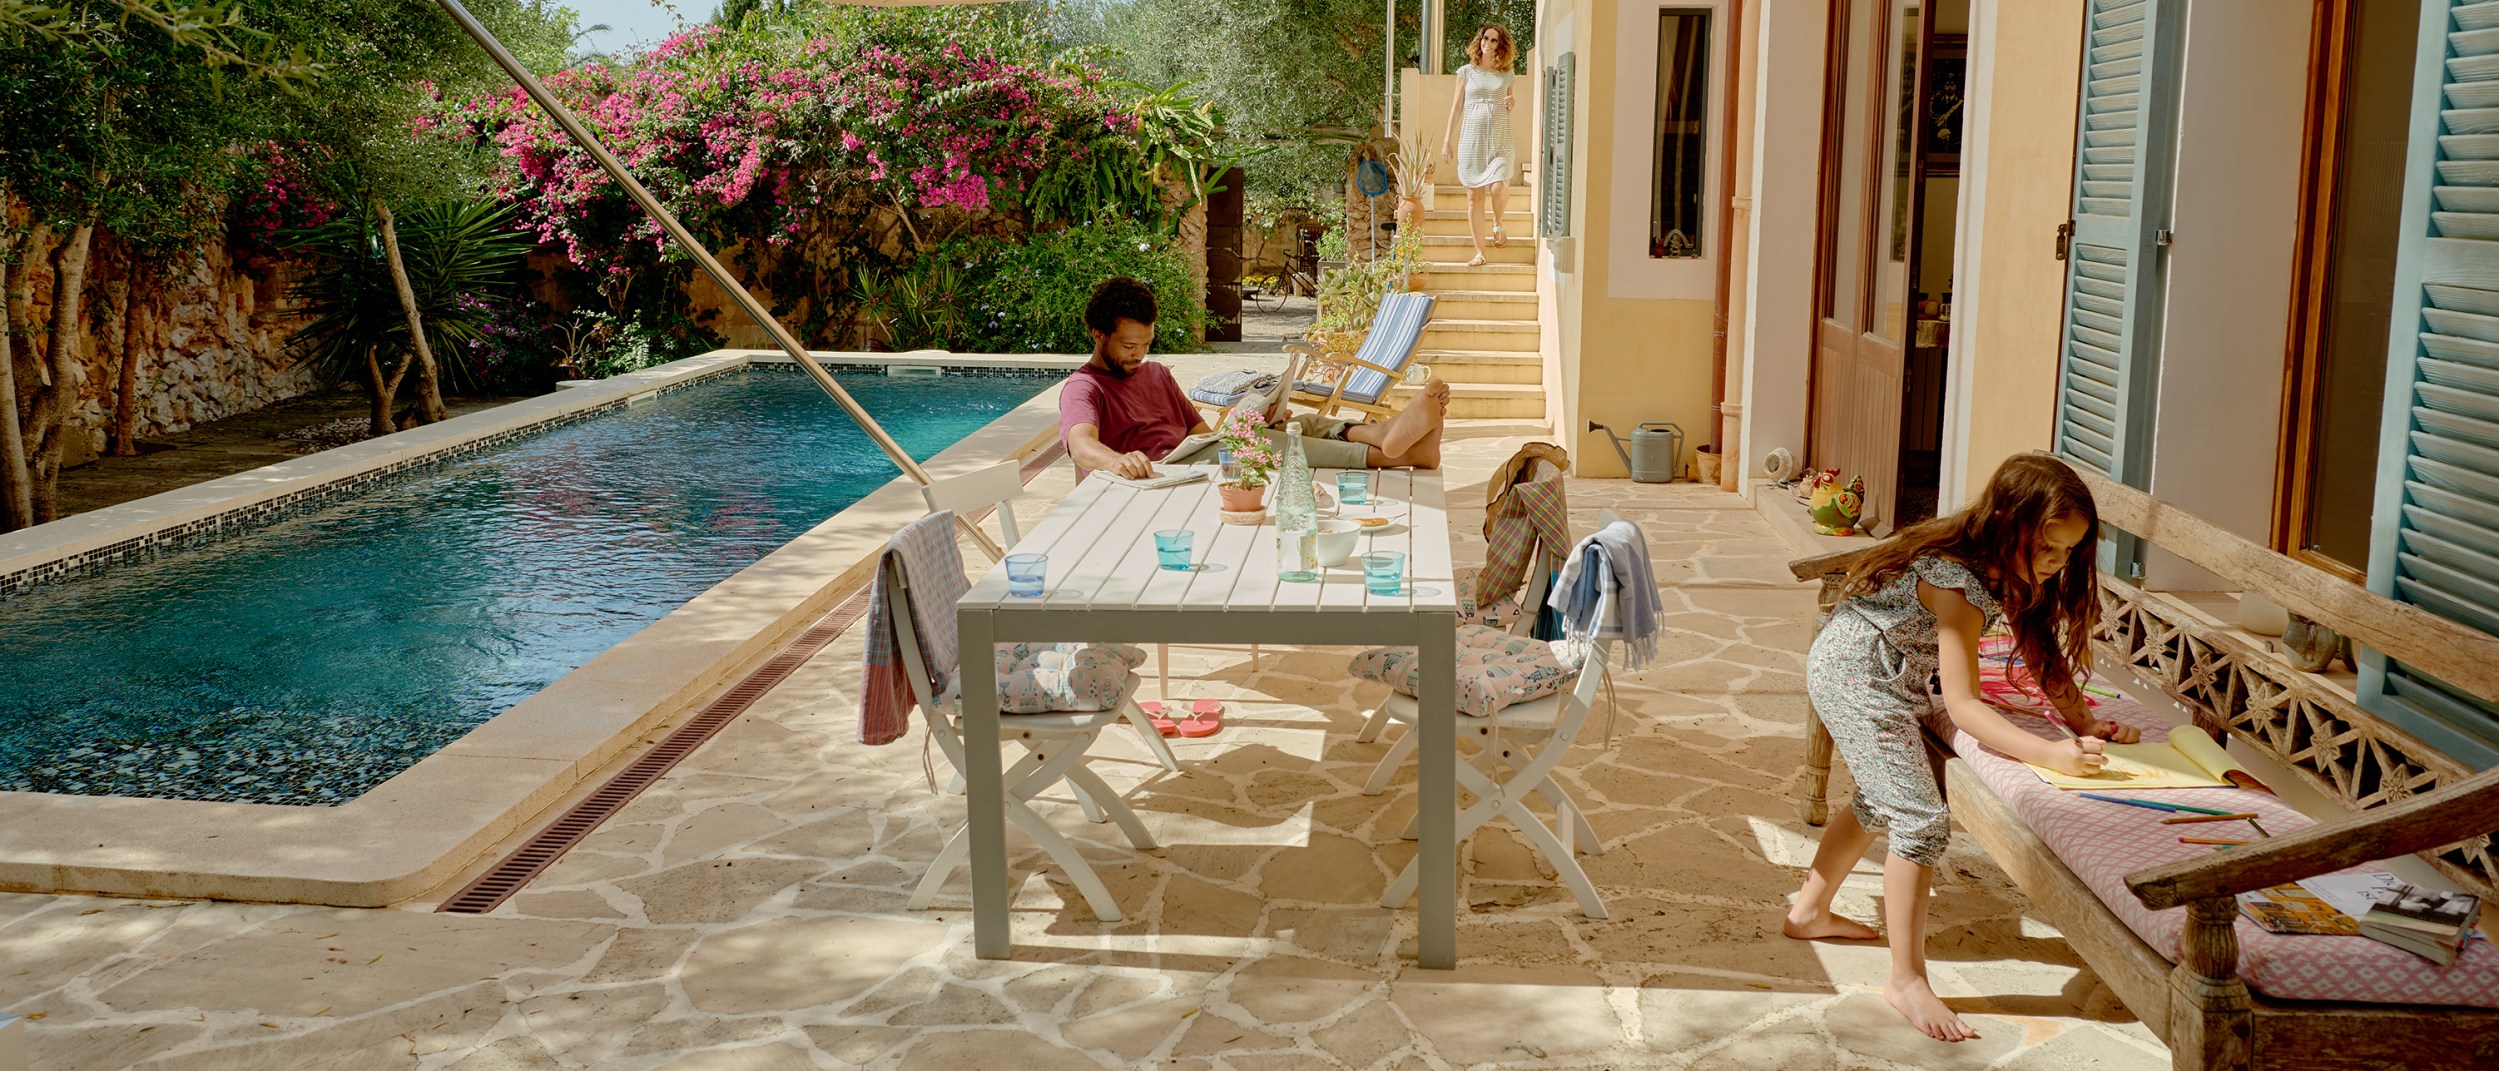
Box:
[2363,0,2499,763]
[2276,1,2421,582]
[1541,52,1575,239]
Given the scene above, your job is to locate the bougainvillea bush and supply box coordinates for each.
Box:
[427,9,1216,354]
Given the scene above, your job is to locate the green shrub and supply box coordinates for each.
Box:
[857,217,1206,354]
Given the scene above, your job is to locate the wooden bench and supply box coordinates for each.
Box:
[1789,457,2499,1071]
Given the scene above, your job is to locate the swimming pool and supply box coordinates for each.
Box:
[0,367,1057,806]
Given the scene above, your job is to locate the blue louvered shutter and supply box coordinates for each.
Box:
[2054,0,2183,492]
[1540,53,1575,239]
[2362,0,2499,765]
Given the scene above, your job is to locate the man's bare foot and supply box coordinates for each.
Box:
[1884,975,1978,1042]
[1781,908,1880,941]
[1375,378,1450,457]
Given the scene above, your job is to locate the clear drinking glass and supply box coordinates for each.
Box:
[1335,470,1370,506]
[1154,529,1194,571]
[1005,553,1048,597]
[1362,551,1406,595]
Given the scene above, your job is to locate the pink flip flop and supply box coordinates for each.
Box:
[1138,701,1181,737]
[1176,698,1226,738]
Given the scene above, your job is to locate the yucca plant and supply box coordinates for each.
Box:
[285,201,532,435]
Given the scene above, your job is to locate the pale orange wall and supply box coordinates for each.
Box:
[1557,0,1721,479]
[1954,0,2084,500]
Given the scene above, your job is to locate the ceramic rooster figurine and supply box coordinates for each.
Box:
[1808,475,1865,536]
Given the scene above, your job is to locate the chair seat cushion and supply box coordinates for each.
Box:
[943,642,1146,714]
[1348,624,1571,718]
[1453,565,1524,629]
[1928,658,2499,1008]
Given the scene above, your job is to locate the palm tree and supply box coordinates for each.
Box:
[286,201,532,435]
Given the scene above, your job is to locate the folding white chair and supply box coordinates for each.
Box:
[1361,525,1634,920]
[881,552,1159,922]
[1355,536,1561,744]
[922,461,1182,774]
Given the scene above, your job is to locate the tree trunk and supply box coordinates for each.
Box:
[106,279,137,456]
[365,345,397,436]
[0,249,32,532]
[375,202,448,426]
[29,224,93,523]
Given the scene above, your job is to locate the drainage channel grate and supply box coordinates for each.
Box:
[436,441,1066,914]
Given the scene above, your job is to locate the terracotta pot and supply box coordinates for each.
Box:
[1396,195,1424,223]
[1219,482,1266,512]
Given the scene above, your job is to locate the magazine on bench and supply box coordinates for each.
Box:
[2021,725,2257,790]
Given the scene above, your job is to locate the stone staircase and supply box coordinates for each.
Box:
[1395,183,1545,421]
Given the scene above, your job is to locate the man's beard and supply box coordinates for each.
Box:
[1094,354,1135,379]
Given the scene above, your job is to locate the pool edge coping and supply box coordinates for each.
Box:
[0,351,1075,905]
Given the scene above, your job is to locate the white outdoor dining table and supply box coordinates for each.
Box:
[954,468,1463,968]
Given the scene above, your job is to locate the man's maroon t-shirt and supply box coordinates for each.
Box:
[1057,362,1199,460]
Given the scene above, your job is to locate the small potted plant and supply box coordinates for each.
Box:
[1391,133,1436,225]
[1216,407,1282,514]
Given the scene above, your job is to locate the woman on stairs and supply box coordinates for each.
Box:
[1439,24,1519,268]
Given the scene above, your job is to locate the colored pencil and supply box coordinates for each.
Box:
[2076,793,2240,816]
[2159,812,2262,825]
[2181,837,2248,845]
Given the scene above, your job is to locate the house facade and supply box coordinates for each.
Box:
[1404,0,2499,765]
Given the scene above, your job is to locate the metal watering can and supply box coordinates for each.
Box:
[1588,420,1685,483]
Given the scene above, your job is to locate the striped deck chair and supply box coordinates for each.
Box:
[1281,292,1436,418]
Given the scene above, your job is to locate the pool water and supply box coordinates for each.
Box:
[0,369,1056,805]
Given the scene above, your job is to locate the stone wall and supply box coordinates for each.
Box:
[13,229,318,463]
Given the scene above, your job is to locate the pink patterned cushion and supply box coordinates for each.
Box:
[1924,679,2499,1008]
[1350,624,1572,718]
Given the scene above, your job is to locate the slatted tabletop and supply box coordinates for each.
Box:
[959,470,1460,617]
[955,468,1461,968]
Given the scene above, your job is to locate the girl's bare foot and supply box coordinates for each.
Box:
[1884,975,1978,1042]
[1781,908,1880,941]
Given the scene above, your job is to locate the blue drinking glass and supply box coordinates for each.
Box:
[1005,553,1047,597]
[1335,470,1370,506]
[1362,551,1406,595]
[1154,529,1194,571]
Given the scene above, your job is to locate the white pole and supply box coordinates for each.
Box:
[1386,0,1398,133]
[1425,0,1444,74]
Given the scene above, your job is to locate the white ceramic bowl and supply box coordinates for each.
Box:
[1312,519,1363,567]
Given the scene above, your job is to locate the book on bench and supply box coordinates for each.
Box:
[2361,884,2482,966]
[2022,726,2258,791]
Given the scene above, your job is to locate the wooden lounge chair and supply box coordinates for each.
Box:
[1186,292,1437,423]
[1788,456,2499,1071]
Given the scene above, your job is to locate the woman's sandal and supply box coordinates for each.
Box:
[1465,253,1488,267]
[1176,698,1226,738]
[1138,701,1181,737]
[1491,224,1507,248]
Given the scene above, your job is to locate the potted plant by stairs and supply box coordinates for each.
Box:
[1216,407,1283,515]
[1390,133,1436,227]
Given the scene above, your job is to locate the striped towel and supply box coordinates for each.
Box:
[859,511,969,745]
[1186,369,1276,407]
[1477,444,1571,638]
[1548,521,1665,669]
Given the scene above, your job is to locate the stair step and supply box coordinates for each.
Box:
[1425,208,1535,222]
[1417,262,1535,292]
[1423,317,1538,334]
[1419,237,1535,265]
[1419,289,1536,304]
[1386,381,1544,419]
[1410,349,1542,384]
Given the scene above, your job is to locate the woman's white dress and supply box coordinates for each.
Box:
[1454,63,1515,189]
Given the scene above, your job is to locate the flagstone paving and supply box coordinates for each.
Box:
[0,428,2170,1070]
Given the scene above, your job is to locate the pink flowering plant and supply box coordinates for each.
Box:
[428,23,1150,275]
[1216,407,1282,489]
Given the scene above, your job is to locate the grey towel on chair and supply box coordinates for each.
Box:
[1187,370,1276,406]
[1547,521,1665,669]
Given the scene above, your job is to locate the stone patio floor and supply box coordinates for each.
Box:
[0,421,2171,1070]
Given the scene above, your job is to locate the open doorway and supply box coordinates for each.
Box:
[1807,0,1965,533]
[1895,0,1966,525]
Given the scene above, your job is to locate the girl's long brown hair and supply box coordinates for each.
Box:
[1469,25,1517,71]
[1842,453,2102,696]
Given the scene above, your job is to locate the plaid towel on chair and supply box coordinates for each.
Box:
[1477,443,1572,638]
[859,511,970,745]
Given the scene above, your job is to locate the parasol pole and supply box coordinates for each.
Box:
[431,0,1004,559]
